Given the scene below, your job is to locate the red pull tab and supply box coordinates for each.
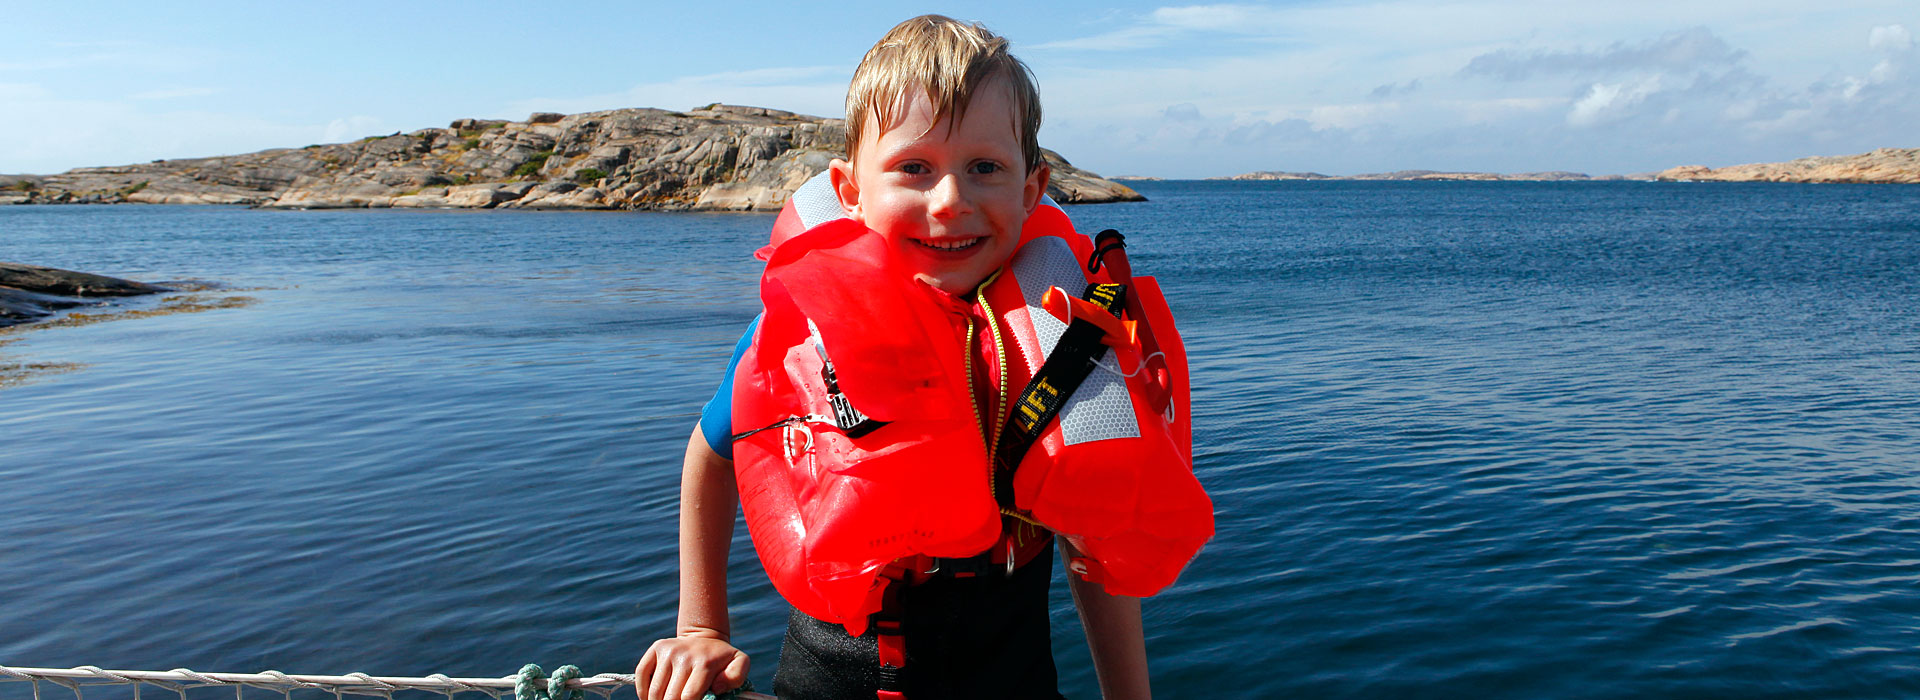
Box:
[1041,286,1129,344]
[1042,286,1144,374]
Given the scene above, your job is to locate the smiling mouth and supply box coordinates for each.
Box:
[914,237,983,252]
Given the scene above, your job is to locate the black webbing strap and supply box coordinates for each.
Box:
[990,283,1128,513]
[873,566,909,698]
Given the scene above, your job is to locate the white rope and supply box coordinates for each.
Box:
[0,667,770,700]
[1089,350,1166,380]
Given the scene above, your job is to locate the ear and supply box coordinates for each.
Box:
[1023,161,1052,212]
[828,157,862,221]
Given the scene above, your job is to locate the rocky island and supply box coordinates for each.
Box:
[1216,148,1919,183]
[1215,170,1638,182]
[1655,148,1920,184]
[0,105,1143,211]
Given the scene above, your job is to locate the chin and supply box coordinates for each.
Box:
[915,272,977,297]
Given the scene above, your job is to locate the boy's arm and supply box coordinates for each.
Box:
[1065,540,1153,700]
[635,425,749,700]
[674,423,738,640]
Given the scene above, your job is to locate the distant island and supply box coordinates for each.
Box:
[1653,148,1920,184]
[0,105,1143,211]
[1213,147,1919,184]
[1213,170,1638,182]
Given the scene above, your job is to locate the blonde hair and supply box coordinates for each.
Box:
[845,14,1043,171]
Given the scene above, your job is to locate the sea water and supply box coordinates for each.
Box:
[2,181,1919,698]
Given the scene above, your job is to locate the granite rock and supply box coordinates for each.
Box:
[1218,169,1598,181]
[0,262,169,329]
[15,105,1144,211]
[1,262,173,296]
[1656,148,1920,183]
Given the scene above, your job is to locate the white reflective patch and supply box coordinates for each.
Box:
[1009,237,1140,444]
[791,171,848,229]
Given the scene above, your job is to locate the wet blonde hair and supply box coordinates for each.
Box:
[845,14,1043,171]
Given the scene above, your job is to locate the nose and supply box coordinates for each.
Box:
[927,173,971,219]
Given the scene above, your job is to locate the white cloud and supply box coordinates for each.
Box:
[130,87,221,101]
[504,66,847,120]
[1463,28,1744,80]
[0,42,216,75]
[7,2,1916,179]
[0,93,327,173]
[1149,4,1262,32]
[1028,5,1920,178]
[1869,24,1911,51]
[1307,103,1391,130]
[1453,97,1567,124]
[1567,78,1661,127]
[0,82,53,100]
[322,116,391,143]
[1029,3,1293,50]
[1031,25,1181,51]
[1163,103,1202,122]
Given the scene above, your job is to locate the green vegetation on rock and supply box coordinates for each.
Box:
[513,151,554,178]
[573,168,607,184]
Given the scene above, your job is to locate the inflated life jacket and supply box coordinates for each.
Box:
[732,172,1213,635]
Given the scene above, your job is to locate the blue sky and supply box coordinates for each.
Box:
[3,1,1915,178]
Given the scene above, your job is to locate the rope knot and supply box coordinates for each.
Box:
[511,665,580,700]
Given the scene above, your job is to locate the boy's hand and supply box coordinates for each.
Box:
[635,632,749,700]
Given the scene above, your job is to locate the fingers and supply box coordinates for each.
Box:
[637,638,747,700]
[635,645,659,699]
[662,662,691,700]
[645,642,672,700]
[716,652,750,692]
[677,664,711,700]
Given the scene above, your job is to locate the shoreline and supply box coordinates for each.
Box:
[0,263,257,388]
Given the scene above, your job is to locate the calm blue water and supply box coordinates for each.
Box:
[3,181,1919,698]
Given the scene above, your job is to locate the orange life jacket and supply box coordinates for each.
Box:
[732,180,1213,635]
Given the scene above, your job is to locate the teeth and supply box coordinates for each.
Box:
[919,238,980,251]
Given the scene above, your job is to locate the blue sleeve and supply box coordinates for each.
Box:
[699,314,761,459]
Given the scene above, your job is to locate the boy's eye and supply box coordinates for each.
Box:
[899,162,929,175]
[970,161,1002,175]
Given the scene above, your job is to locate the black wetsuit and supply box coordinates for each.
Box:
[772,538,1064,700]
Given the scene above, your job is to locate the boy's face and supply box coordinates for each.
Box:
[830,78,1051,296]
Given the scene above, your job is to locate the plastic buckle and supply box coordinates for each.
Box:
[781,420,813,465]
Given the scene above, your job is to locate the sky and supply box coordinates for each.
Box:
[2,1,1915,178]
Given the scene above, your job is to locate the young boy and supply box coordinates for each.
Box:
[636,15,1159,700]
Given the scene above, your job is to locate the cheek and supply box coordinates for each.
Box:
[866,190,923,223]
